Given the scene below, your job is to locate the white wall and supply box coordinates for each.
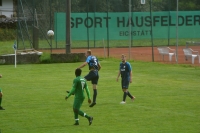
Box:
[0,0,13,18]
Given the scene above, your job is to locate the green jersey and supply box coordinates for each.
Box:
[67,76,90,99]
[0,88,2,92]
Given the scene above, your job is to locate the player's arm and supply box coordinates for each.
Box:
[116,63,121,82]
[129,70,132,83]
[85,83,91,99]
[128,63,132,83]
[78,57,89,69]
[66,86,75,98]
[98,62,101,71]
[78,62,88,69]
[65,80,76,100]
[116,70,121,82]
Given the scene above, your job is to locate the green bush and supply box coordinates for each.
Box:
[0,28,17,41]
[39,52,52,64]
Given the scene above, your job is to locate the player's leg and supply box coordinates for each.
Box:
[120,89,127,104]
[84,71,99,107]
[73,99,82,125]
[77,109,93,125]
[73,99,93,125]
[76,99,88,118]
[120,80,129,104]
[73,109,79,125]
[89,84,97,107]
[121,79,135,102]
[89,71,99,107]
[125,79,135,101]
[127,90,135,101]
[84,71,93,81]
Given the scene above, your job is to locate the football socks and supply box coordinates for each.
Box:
[93,89,97,103]
[78,110,90,119]
[127,91,133,99]
[74,112,79,121]
[123,92,127,102]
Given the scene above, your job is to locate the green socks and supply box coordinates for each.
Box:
[74,110,90,124]
[78,110,90,119]
[74,112,79,124]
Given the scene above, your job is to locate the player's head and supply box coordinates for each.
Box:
[75,68,82,77]
[85,49,92,57]
[121,54,126,63]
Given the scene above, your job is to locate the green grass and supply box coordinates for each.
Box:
[0,59,199,133]
[0,41,16,55]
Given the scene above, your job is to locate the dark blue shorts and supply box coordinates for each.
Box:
[121,79,129,89]
[84,70,99,85]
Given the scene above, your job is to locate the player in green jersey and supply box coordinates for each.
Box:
[65,68,93,125]
[0,74,5,110]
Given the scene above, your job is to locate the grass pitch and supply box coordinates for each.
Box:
[0,59,199,133]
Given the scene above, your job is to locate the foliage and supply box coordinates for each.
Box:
[39,52,52,64]
[0,21,17,41]
[0,28,16,41]
[70,0,200,12]
[0,22,17,29]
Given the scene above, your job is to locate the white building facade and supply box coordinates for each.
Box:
[0,0,14,18]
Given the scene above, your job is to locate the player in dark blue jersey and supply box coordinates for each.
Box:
[116,54,135,104]
[77,50,101,107]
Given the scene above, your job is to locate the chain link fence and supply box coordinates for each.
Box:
[16,0,200,60]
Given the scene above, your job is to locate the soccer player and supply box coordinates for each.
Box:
[77,49,101,107]
[0,74,5,110]
[116,54,135,104]
[65,68,93,126]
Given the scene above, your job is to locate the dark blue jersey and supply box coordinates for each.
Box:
[86,55,99,70]
[119,62,132,80]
